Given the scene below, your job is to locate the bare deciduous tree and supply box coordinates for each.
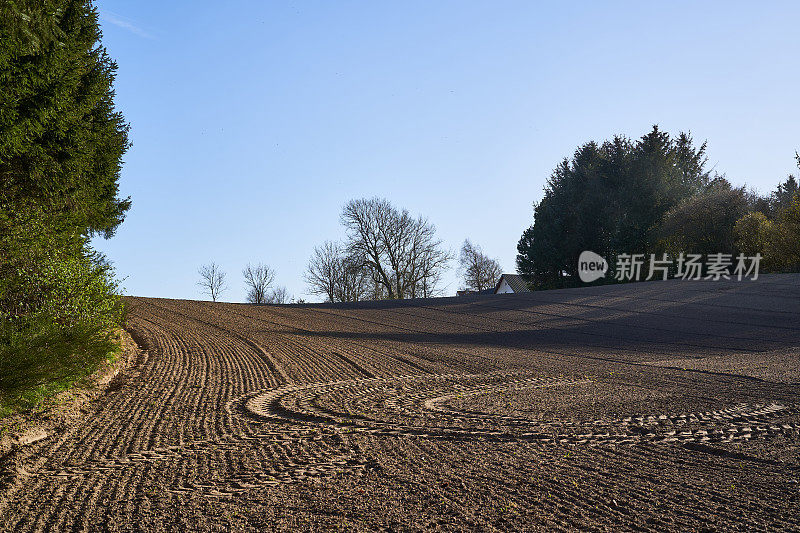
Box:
[367,275,388,300]
[459,239,502,292]
[305,241,370,302]
[415,249,448,298]
[305,241,340,302]
[266,286,289,304]
[336,255,371,302]
[198,262,228,302]
[341,198,451,299]
[243,263,275,304]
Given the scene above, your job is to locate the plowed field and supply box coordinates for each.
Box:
[2,275,799,531]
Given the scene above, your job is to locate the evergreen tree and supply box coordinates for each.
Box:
[770,175,799,216]
[517,126,710,287]
[0,0,130,237]
[0,0,129,407]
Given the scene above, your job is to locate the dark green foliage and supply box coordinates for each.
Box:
[745,152,800,220]
[518,132,800,288]
[769,175,799,218]
[0,0,130,238]
[0,1,63,56]
[659,179,749,257]
[517,126,710,287]
[733,152,800,273]
[0,1,129,410]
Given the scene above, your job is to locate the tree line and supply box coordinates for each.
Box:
[305,198,451,301]
[197,262,291,304]
[199,198,504,304]
[304,198,503,302]
[1,1,129,409]
[516,126,800,288]
[199,130,798,305]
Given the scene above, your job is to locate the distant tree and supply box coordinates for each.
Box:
[198,263,227,302]
[735,212,776,263]
[745,188,772,217]
[305,241,370,302]
[459,240,502,292]
[414,250,448,298]
[341,198,451,299]
[735,207,800,273]
[659,179,749,257]
[770,176,799,217]
[754,153,800,219]
[305,241,342,302]
[366,274,389,300]
[243,263,275,304]
[517,127,711,287]
[336,255,371,302]
[266,286,290,304]
[785,188,800,226]
[767,190,800,271]
[733,153,800,273]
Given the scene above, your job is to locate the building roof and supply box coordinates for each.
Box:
[494,274,531,293]
[457,288,499,297]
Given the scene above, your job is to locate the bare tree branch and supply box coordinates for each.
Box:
[459,239,502,292]
[243,263,275,304]
[305,241,370,302]
[305,241,340,302]
[197,262,228,302]
[266,286,290,304]
[341,198,395,297]
[336,255,370,302]
[341,198,451,299]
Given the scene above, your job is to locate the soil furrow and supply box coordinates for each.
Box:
[1,276,798,530]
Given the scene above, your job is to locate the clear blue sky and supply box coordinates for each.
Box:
[91,0,800,302]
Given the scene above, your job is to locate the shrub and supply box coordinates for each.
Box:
[0,211,124,409]
[734,193,800,273]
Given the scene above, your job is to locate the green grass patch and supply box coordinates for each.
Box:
[0,328,124,418]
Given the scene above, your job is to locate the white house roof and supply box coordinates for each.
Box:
[494,274,531,293]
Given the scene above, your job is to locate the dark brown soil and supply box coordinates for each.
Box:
[1,275,799,531]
